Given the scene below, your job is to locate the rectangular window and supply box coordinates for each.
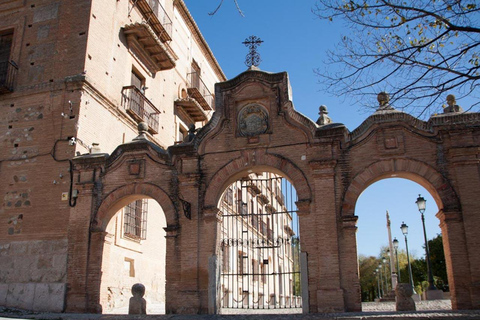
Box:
[0,30,16,93]
[123,199,148,240]
[261,263,266,283]
[238,251,247,276]
[223,188,233,206]
[222,246,229,273]
[252,259,259,281]
[131,68,145,90]
[191,60,201,88]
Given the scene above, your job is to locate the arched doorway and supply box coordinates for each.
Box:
[355,178,450,310]
[341,158,461,310]
[99,196,167,313]
[217,171,303,313]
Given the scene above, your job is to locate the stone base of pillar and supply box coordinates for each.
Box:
[380,289,396,302]
[426,289,444,300]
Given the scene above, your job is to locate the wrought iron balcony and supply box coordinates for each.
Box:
[187,71,214,111]
[0,60,18,94]
[121,86,160,134]
[123,22,176,73]
[132,0,172,42]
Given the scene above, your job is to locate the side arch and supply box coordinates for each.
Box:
[341,158,461,217]
[94,182,178,231]
[337,158,464,312]
[85,182,177,312]
[203,150,312,210]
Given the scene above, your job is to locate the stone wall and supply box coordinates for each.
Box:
[0,239,67,312]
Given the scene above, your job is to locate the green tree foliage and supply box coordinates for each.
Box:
[313,0,480,115]
[396,234,448,294]
[359,255,380,301]
[428,234,448,290]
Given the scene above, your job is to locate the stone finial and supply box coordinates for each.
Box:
[377,92,394,110]
[395,283,416,311]
[316,105,333,126]
[90,143,101,154]
[443,94,464,113]
[133,122,149,141]
[128,283,147,314]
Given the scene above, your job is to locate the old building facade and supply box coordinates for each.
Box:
[0,0,224,313]
[1,0,480,316]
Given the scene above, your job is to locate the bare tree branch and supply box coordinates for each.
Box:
[313,0,480,116]
[209,0,244,17]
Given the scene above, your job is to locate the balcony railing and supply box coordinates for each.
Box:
[133,0,172,42]
[187,71,214,111]
[0,60,18,94]
[121,86,160,134]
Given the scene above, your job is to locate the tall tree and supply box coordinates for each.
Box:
[313,0,480,116]
[359,255,380,301]
[428,234,448,290]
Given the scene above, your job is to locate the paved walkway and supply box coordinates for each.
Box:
[1,301,480,320]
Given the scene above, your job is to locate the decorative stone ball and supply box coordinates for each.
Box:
[319,105,328,113]
[131,283,146,298]
[377,92,390,106]
[446,94,456,106]
[138,122,148,134]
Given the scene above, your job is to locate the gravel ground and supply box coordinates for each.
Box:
[362,300,452,312]
[2,301,480,320]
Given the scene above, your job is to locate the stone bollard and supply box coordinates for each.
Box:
[129,283,147,315]
[395,283,416,311]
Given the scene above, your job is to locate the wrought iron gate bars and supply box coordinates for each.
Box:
[219,175,302,310]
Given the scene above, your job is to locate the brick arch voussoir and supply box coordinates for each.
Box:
[341,159,460,217]
[204,153,311,209]
[94,182,177,231]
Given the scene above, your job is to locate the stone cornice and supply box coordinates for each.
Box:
[106,140,170,168]
[349,111,480,144]
[173,0,226,81]
[216,69,288,93]
[348,111,431,142]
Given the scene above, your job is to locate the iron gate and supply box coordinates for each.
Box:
[219,174,302,310]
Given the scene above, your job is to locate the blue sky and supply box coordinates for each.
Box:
[184,0,442,258]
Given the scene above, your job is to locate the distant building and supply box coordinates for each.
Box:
[219,172,302,310]
[0,0,224,313]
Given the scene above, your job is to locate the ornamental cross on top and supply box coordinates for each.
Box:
[242,35,263,68]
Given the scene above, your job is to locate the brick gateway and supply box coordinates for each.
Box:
[68,69,480,314]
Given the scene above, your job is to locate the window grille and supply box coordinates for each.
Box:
[124,199,148,240]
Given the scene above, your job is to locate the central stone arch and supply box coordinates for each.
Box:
[203,150,312,211]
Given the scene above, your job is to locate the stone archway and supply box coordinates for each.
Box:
[203,150,312,211]
[93,182,177,232]
[342,158,460,216]
[339,158,465,310]
[85,182,177,313]
[68,69,480,314]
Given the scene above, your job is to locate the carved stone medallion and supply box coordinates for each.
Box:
[238,104,269,137]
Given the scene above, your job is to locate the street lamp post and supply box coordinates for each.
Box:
[382,256,389,292]
[400,222,416,294]
[393,237,401,283]
[375,269,381,299]
[378,263,384,298]
[416,194,438,292]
